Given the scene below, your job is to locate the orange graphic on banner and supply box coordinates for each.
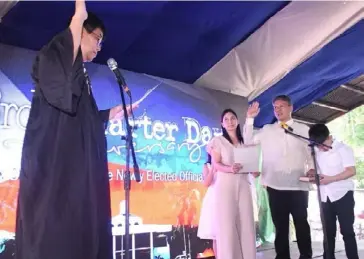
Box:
[0,162,207,233]
[108,163,205,226]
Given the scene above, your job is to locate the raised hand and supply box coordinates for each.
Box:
[70,0,88,62]
[75,0,88,21]
[247,101,260,118]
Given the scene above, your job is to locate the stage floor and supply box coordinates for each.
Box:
[256,240,364,258]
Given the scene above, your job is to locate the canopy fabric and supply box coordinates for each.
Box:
[0,1,18,21]
[253,19,364,127]
[0,1,363,127]
[195,2,364,100]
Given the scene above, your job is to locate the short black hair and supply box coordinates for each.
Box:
[68,12,106,37]
[273,95,292,106]
[84,12,106,37]
[309,123,330,144]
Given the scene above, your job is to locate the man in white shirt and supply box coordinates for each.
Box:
[244,95,312,259]
[308,123,359,259]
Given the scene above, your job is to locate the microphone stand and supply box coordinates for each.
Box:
[115,74,141,259]
[282,128,332,259]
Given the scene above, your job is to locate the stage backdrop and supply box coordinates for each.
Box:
[0,42,258,259]
[4,43,363,259]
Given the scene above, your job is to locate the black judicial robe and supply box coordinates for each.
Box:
[15,28,113,259]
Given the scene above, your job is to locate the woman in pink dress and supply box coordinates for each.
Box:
[208,108,257,259]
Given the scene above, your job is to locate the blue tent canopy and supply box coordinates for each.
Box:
[1,1,363,127]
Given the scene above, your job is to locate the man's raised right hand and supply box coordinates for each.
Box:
[247,101,260,118]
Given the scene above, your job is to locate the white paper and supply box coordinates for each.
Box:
[233,145,260,173]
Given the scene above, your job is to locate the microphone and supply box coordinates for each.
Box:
[281,123,294,132]
[107,58,131,97]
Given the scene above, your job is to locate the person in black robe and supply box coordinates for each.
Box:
[15,2,136,259]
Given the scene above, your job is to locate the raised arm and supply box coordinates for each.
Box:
[69,0,88,63]
[36,0,88,114]
[243,102,261,145]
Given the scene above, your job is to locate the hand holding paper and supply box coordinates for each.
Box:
[299,169,323,183]
[231,163,243,174]
[233,145,260,174]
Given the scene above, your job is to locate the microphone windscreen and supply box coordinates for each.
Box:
[107,58,118,70]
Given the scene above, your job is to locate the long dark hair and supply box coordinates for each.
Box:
[221,108,244,145]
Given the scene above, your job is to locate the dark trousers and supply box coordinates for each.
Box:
[322,191,358,259]
[267,187,312,259]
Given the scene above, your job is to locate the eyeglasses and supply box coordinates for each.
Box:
[90,31,103,48]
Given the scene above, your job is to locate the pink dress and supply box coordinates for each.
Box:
[197,164,216,240]
[208,136,256,259]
